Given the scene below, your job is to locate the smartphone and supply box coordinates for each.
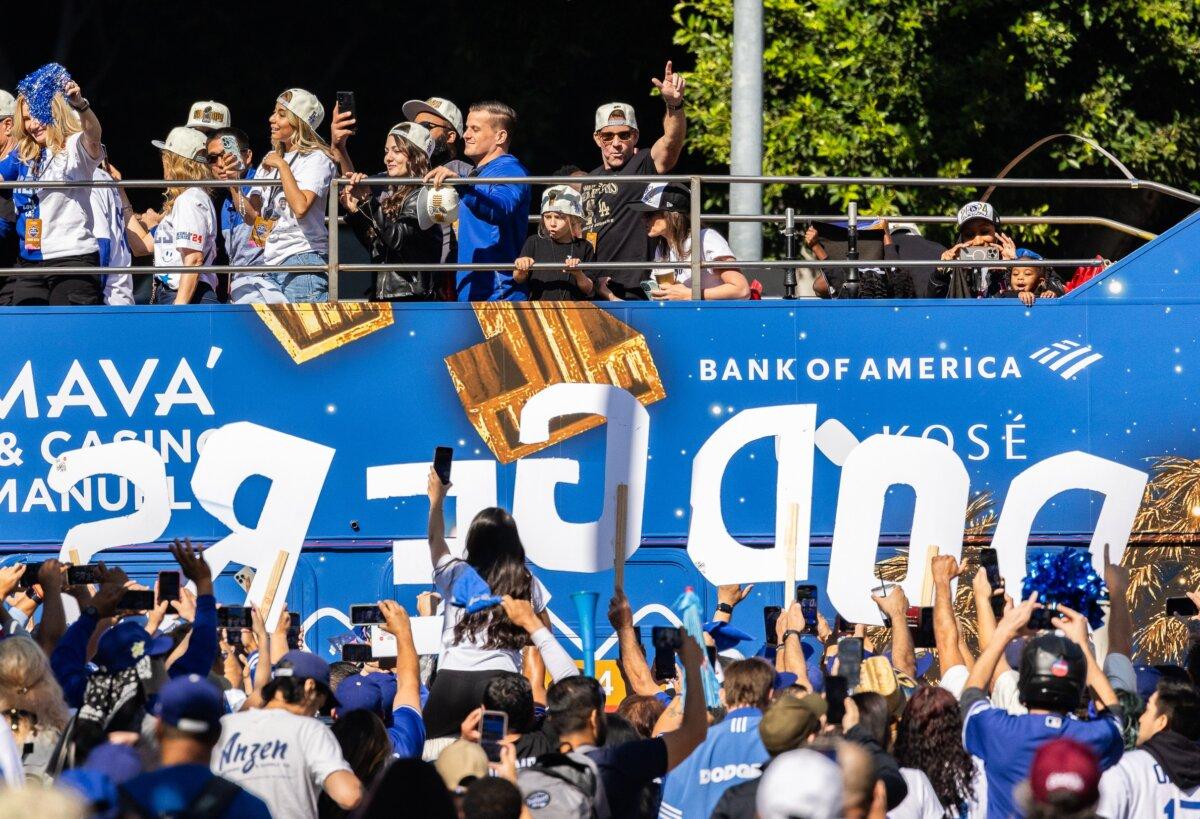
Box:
[706,644,718,669]
[1166,597,1199,617]
[640,280,661,297]
[217,606,253,629]
[219,133,244,171]
[157,571,180,603]
[796,584,819,635]
[913,607,936,649]
[978,548,1003,588]
[118,589,155,611]
[825,676,848,725]
[990,591,1007,619]
[1028,605,1060,631]
[434,446,454,486]
[336,91,356,129]
[234,566,256,593]
[287,621,302,649]
[480,710,508,763]
[763,605,782,646]
[20,562,43,588]
[653,644,677,684]
[66,564,102,586]
[652,626,683,652]
[835,615,854,634]
[837,637,864,689]
[350,604,385,625]
[225,628,242,646]
[341,643,373,663]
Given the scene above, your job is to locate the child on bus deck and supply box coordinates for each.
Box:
[999,249,1057,306]
[512,185,595,300]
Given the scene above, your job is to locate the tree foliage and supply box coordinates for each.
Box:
[674,0,1200,247]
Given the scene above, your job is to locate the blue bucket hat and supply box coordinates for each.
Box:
[450,565,503,614]
[703,621,755,653]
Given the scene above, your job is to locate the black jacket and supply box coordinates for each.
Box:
[845,724,909,810]
[345,188,443,300]
[1143,729,1200,791]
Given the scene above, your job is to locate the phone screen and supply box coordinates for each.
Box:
[217,606,253,629]
[350,604,385,625]
[796,585,819,635]
[653,646,677,683]
[20,562,42,588]
[341,644,372,663]
[66,564,102,586]
[978,548,1002,589]
[1167,597,1200,617]
[763,606,782,646]
[287,622,301,649]
[433,447,454,485]
[837,638,864,689]
[1028,605,1059,631]
[913,607,936,649]
[336,91,356,121]
[157,571,180,603]
[119,589,155,611]
[480,710,508,763]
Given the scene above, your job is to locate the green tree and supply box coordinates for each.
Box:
[674,0,1200,251]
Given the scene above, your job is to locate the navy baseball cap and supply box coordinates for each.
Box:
[274,649,339,704]
[94,620,174,672]
[336,675,387,718]
[154,673,225,734]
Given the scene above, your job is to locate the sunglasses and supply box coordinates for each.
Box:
[597,129,636,144]
[205,153,224,163]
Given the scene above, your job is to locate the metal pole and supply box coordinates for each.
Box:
[729,0,764,261]
[782,208,798,299]
[690,175,703,300]
[327,178,340,302]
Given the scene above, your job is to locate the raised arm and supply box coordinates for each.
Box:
[167,539,218,678]
[660,632,707,771]
[1103,545,1133,659]
[964,594,1038,693]
[34,560,66,656]
[780,602,814,691]
[63,81,101,160]
[426,467,451,567]
[873,585,917,680]
[607,590,658,696]
[502,596,579,683]
[328,104,357,177]
[931,556,965,672]
[1053,604,1119,708]
[380,600,422,712]
[649,61,686,173]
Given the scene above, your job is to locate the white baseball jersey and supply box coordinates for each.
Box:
[154,187,217,294]
[1098,749,1200,819]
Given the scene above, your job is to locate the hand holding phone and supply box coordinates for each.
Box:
[652,626,682,683]
[118,589,155,611]
[836,638,864,690]
[825,676,848,725]
[763,606,782,647]
[157,571,181,603]
[336,91,357,128]
[341,643,372,663]
[1166,597,1199,617]
[479,710,509,763]
[217,605,254,629]
[433,447,453,485]
[66,564,103,586]
[350,604,385,625]
[795,584,819,636]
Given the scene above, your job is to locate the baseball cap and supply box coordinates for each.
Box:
[0,90,15,119]
[336,675,387,718]
[758,693,827,755]
[628,182,690,213]
[402,97,464,136]
[417,185,460,231]
[1029,738,1100,807]
[274,649,339,704]
[186,100,231,132]
[388,121,435,158]
[94,620,174,672]
[154,673,225,734]
[434,739,488,791]
[151,127,210,164]
[594,102,639,132]
[540,185,584,219]
[957,200,998,228]
[756,748,844,819]
[278,88,325,130]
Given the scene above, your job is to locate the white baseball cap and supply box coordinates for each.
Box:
[594,102,638,132]
[957,200,998,228]
[151,127,210,164]
[756,748,844,819]
[186,101,231,132]
[540,185,584,219]
[417,185,460,231]
[388,121,435,158]
[402,97,464,136]
[278,88,325,130]
[0,90,15,119]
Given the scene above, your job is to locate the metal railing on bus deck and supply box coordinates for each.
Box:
[0,172,1195,302]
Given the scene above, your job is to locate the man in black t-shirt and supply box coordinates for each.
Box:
[582,61,687,300]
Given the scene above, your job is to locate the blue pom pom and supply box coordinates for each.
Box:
[1022,548,1108,629]
[17,63,72,125]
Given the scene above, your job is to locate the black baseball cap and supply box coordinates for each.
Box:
[628,183,690,213]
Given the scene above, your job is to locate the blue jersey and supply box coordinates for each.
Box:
[963,694,1124,818]
[123,764,271,819]
[389,704,426,759]
[659,706,769,819]
[455,152,530,302]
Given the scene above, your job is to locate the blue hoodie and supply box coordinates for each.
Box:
[456,153,531,301]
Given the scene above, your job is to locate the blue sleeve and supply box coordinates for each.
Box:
[232,790,274,819]
[461,182,527,225]
[962,698,997,759]
[51,613,98,708]
[388,705,426,759]
[97,237,112,267]
[1087,714,1126,770]
[169,594,218,678]
[0,151,19,182]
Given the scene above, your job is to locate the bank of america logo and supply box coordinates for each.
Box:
[1029,339,1103,379]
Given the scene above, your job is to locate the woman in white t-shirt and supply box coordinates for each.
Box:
[221,88,336,303]
[422,467,548,738]
[892,686,978,818]
[0,75,104,306]
[627,181,750,301]
[124,127,218,304]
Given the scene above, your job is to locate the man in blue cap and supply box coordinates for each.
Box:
[213,649,361,818]
[119,674,270,818]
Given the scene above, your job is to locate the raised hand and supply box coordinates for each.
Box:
[652,61,686,107]
[170,538,213,595]
[330,103,356,148]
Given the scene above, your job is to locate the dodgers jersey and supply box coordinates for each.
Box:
[1098,748,1200,819]
[659,706,769,819]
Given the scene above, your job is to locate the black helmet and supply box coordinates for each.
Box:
[1018,634,1086,712]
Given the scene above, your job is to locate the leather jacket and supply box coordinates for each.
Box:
[345,188,444,300]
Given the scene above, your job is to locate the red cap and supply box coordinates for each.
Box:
[1029,738,1100,806]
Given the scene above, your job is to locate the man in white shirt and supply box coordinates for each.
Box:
[1098,679,1200,819]
[212,650,362,818]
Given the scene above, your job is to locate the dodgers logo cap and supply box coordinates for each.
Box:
[151,126,210,164]
[402,97,464,136]
[186,100,231,132]
[278,88,325,130]
[154,673,225,734]
[957,200,998,228]
[388,121,436,158]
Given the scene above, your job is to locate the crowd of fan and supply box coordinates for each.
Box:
[0,62,1111,307]
[0,465,1192,818]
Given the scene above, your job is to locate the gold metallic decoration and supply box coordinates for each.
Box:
[445,302,666,464]
[253,302,394,364]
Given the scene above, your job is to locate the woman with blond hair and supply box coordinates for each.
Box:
[0,69,104,305]
[218,88,337,302]
[124,127,218,304]
[0,636,69,781]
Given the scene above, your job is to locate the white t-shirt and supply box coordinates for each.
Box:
[888,768,945,819]
[651,227,737,292]
[433,553,550,672]
[212,708,351,819]
[89,167,134,306]
[154,187,217,295]
[251,150,336,265]
[19,131,99,259]
[1097,747,1200,819]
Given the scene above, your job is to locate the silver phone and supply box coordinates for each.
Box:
[220,134,244,171]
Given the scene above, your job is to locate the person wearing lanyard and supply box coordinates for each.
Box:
[219,89,336,303]
[0,74,104,306]
[122,127,219,304]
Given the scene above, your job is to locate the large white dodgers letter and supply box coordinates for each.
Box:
[191,422,334,630]
[687,405,816,585]
[513,383,648,573]
[827,435,969,625]
[990,452,1148,597]
[49,440,172,564]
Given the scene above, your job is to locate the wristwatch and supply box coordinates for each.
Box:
[782,629,804,643]
[715,602,734,615]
